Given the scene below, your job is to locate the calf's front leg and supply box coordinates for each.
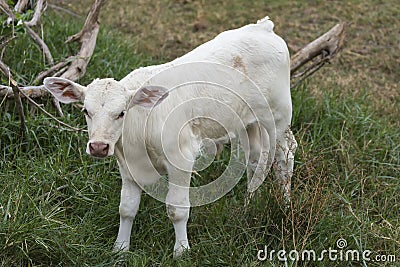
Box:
[114,165,142,251]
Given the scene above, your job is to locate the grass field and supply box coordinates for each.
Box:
[1,0,399,266]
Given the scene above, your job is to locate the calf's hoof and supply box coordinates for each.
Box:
[173,241,190,258]
[113,241,129,252]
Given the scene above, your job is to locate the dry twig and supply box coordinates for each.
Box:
[25,24,54,65]
[0,60,26,137]
[47,3,82,18]
[20,89,86,132]
[25,0,46,27]
[34,56,75,84]
[0,0,14,19]
[290,23,346,87]
[0,0,105,132]
[14,0,29,13]
[61,0,106,80]
[0,85,47,98]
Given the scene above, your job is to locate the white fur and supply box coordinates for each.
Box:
[44,16,297,258]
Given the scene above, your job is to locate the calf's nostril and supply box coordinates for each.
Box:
[102,144,109,152]
[89,142,96,152]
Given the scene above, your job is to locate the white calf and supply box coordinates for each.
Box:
[44,16,297,257]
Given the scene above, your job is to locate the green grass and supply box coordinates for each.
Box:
[1,2,399,267]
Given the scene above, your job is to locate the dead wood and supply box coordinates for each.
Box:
[14,0,29,13]
[0,0,105,127]
[25,25,54,65]
[0,0,14,18]
[25,0,46,27]
[61,0,106,80]
[290,23,346,87]
[0,60,26,137]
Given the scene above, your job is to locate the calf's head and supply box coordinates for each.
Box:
[44,77,168,158]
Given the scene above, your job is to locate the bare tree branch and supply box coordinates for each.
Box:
[25,0,46,27]
[290,23,346,76]
[47,3,82,18]
[0,0,104,133]
[0,36,17,54]
[0,83,66,121]
[0,0,107,100]
[2,1,55,75]
[0,84,47,98]
[0,60,26,137]
[14,0,29,13]
[25,24,54,65]
[51,95,64,117]
[48,0,105,116]
[0,0,14,18]
[0,0,15,24]
[19,88,86,132]
[33,56,75,84]
[291,58,329,88]
[66,0,105,43]
[61,0,106,80]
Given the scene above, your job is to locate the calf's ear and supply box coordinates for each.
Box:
[129,85,169,109]
[44,77,86,103]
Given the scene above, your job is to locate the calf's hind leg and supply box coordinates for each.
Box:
[165,157,192,258]
[246,123,270,194]
[273,127,297,201]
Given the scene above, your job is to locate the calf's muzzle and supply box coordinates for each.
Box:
[89,142,110,158]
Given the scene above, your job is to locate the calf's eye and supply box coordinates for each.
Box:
[117,111,125,119]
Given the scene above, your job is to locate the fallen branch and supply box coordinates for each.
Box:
[291,56,329,88]
[290,23,346,84]
[0,36,17,53]
[25,24,54,65]
[0,0,106,121]
[0,85,46,98]
[0,83,83,130]
[61,0,105,80]
[0,0,106,129]
[66,0,105,44]
[25,0,46,27]
[33,56,75,84]
[0,60,26,137]
[14,0,29,13]
[47,3,82,19]
[1,1,54,67]
[47,0,105,116]
[19,88,87,132]
[0,0,15,25]
[0,57,80,98]
[2,0,103,78]
[0,0,14,19]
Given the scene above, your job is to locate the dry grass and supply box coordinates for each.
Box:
[56,0,399,122]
